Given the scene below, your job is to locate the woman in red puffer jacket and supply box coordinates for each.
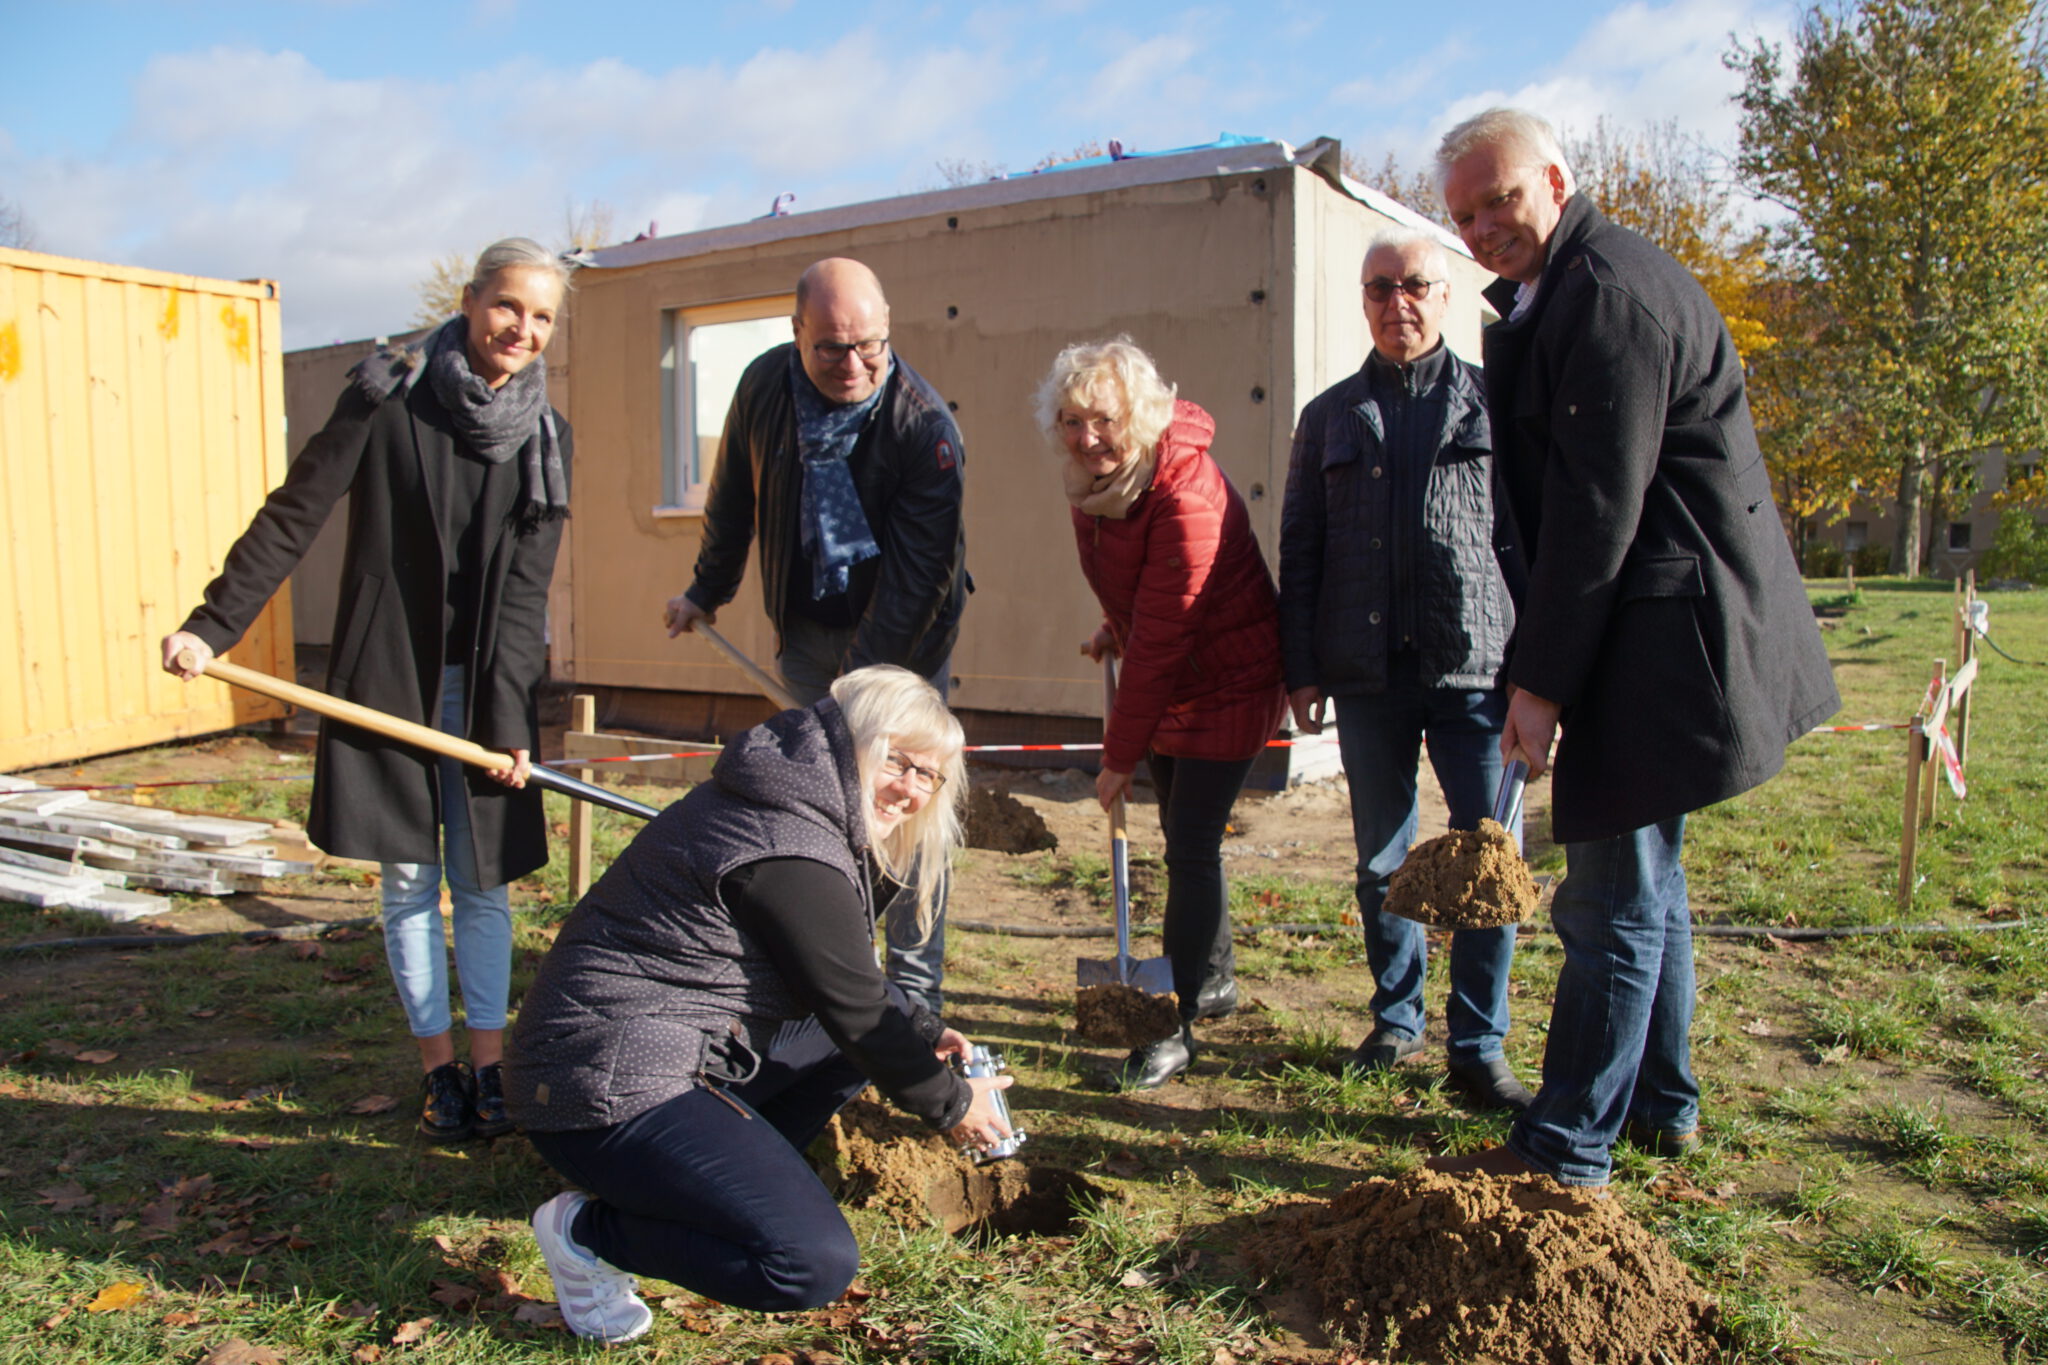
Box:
[1035,338,1286,1090]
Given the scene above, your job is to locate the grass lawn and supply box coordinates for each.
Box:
[1,578,2045,1362]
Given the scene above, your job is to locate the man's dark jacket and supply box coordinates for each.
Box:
[685,345,967,680]
[1280,346,1517,695]
[1482,195,1838,844]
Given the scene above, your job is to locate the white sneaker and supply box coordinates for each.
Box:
[531,1190,654,1344]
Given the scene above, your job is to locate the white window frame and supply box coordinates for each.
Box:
[656,294,796,517]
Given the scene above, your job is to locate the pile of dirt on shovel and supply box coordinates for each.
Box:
[1384,818,1539,929]
[965,787,1057,853]
[1074,982,1182,1047]
[1248,1168,1720,1363]
[816,1096,1106,1237]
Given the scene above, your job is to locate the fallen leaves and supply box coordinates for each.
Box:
[75,1049,120,1065]
[348,1094,398,1116]
[197,1340,283,1365]
[85,1280,149,1313]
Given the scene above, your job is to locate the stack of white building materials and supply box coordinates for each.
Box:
[0,774,317,922]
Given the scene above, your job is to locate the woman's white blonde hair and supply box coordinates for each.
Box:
[831,664,966,941]
[1032,336,1178,460]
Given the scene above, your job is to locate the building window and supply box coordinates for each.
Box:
[1948,521,1973,551]
[659,296,795,513]
[1843,521,1869,551]
[2011,458,2040,487]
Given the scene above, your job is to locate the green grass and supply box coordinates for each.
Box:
[0,582,2045,1361]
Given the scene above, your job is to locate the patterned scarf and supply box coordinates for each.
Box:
[791,349,888,599]
[350,317,569,529]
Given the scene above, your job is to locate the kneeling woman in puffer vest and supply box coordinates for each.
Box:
[506,665,1011,1343]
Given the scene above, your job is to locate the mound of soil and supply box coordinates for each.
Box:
[1074,982,1181,1047]
[817,1097,1103,1237]
[965,787,1058,854]
[1384,818,1538,929]
[1251,1169,1720,1363]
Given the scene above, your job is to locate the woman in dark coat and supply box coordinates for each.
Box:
[161,237,572,1144]
[506,665,1013,1345]
[1035,338,1287,1090]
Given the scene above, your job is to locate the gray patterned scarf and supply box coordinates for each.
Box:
[790,349,888,599]
[350,317,569,529]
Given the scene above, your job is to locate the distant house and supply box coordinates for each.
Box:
[545,135,1493,768]
[1802,448,2044,578]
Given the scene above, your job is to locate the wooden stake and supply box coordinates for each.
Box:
[568,693,596,902]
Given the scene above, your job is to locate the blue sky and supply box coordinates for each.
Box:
[1,0,1794,347]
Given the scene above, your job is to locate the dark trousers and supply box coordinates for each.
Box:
[525,1018,870,1311]
[1144,752,1256,1019]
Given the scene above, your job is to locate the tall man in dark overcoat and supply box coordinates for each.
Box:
[1431,108,1839,1186]
[1279,229,1531,1110]
[664,257,968,1012]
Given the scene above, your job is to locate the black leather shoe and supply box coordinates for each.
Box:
[1623,1120,1699,1158]
[1447,1055,1535,1112]
[418,1061,474,1143]
[1344,1026,1424,1073]
[472,1061,514,1140]
[1190,976,1238,1021]
[1115,1024,1194,1090]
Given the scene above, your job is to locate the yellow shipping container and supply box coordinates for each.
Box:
[0,246,292,769]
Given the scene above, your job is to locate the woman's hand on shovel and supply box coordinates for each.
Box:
[486,750,532,789]
[161,632,213,680]
[1096,765,1134,812]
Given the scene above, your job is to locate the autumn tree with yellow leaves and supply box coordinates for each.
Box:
[1730,0,2048,573]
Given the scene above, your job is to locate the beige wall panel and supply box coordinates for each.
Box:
[0,247,288,769]
[564,164,1488,724]
[568,172,1292,719]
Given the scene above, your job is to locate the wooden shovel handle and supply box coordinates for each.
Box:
[177,650,515,772]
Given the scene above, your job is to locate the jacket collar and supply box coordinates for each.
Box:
[1481,193,1607,329]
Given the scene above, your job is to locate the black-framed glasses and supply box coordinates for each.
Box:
[881,749,947,793]
[1363,277,1441,303]
[809,336,890,364]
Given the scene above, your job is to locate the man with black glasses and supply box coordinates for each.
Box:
[665,257,968,1012]
[1279,231,1531,1109]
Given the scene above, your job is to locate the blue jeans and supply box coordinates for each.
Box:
[778,615,950,1013]
[1333,669,1518,1062]
[379,665,513,1037]
[1509,816,1698,1186]
[525,1016,871,1312]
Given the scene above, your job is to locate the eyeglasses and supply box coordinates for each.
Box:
[881,749,947,794]
[1363,277,1442,303]
[809,336,890,364]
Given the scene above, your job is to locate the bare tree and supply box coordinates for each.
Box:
[0,195,37,251]
[1340,150,1455,231]
[934,157,1005,187]
[412,251,470,328]
[562,198,616,252]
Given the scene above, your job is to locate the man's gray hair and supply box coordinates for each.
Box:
[1361,229,1450,284]
[467,237,575,297]
[1435,107,1577,195]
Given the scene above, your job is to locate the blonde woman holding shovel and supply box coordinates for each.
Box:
[161,237,573,1145]
[1037,338,1287,1089]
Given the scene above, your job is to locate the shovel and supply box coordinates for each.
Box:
[176,649,660,821]
[1380,756,1535,929]
[1076,655,1174,997]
